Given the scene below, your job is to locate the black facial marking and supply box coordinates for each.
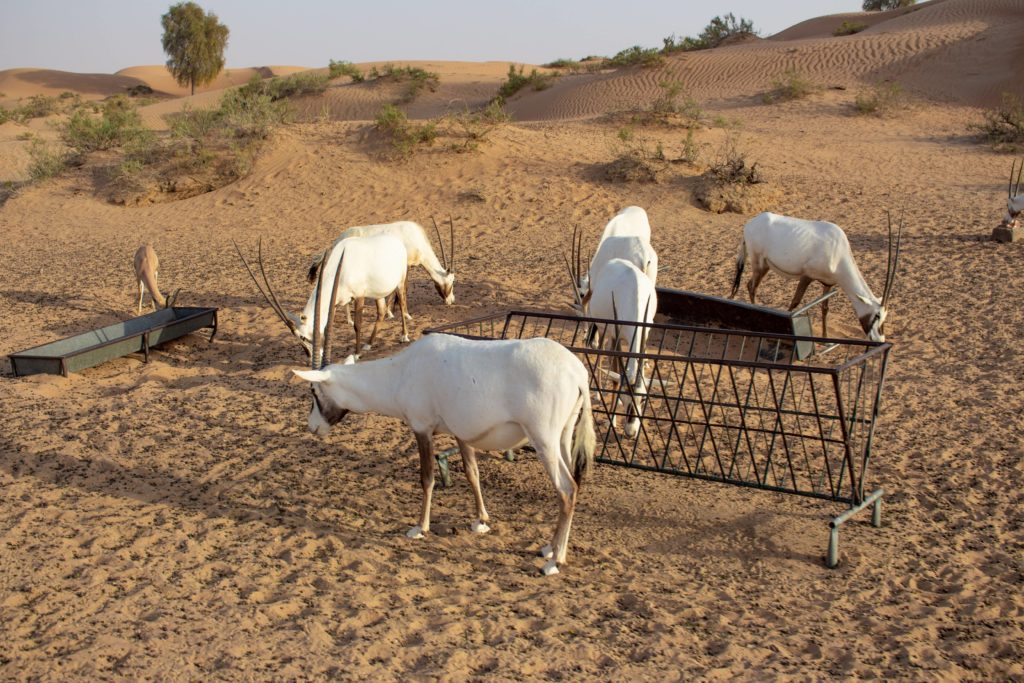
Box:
[311,385,349,425]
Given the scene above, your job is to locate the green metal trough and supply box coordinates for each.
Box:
[8,307,218,378]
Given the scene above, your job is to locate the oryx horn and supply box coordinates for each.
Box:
[233,238,297,334]
[320,249,346,369]
[882,209,904,306]
[166,288,182,309]
[448,215,455,273]
[431,217,449,272]
[311,248,328,369]
[1012,158,1023,198]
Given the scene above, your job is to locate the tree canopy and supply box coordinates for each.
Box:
[161,2,229,95]
[862,0,916,10]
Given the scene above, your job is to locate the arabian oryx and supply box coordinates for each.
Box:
[308,219,456,323]
[291,266,596,575]
[1003,159,1023,228]
[235,234,411,362]
[575,206,655,295]
[133,244,179,314]
[729,211,903,342]
[566,245,657,439]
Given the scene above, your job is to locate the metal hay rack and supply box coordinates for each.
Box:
[426,308,891,568]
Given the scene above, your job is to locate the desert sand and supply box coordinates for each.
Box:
[1,0,1023,679]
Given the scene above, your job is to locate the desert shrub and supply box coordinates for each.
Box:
[375,104,437,157]
[367,64,440,103]
[762,69,817,103]
[863,0,915,10]
[0,108,8,124]
[329,60,364,82]
[834,21,868,36]
[27,139,68,181]
[605,127,665,183]
[971,92,1024,148]
[265,72,329,100]
[125,84,154,97]
[445,100,510,152]
[607,46,664,68]
[494,65,554,102]
[544,58,580,70]
[854,82,907,116]
[650,81,702,123]
[60,96,152,152]
[663,13,758,53]
[218,76,291,138]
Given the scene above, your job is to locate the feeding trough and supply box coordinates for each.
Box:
[655,286,838,360]
[9,307,218,378]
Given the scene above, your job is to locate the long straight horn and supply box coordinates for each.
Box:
[321,250,345,368]
[431,217,448,271]
[448,215,455,273]
[883,210,904,305]
[574,223,583,292]
[562,251,583,306]
[311,248,329,369]
[1015,158,1023,197]
[1011,160,1017,198]
[233,238,296,334]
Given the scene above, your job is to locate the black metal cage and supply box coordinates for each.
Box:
[425,310,891,567]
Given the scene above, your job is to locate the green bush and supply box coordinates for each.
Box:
[607,46,664,68]
[374,104,437,156]
[329,60,364,82]
[495,64,554,101]
[834,21,868,36]
[445,100,511,152]
[27,139,68,181]
[762,69,817,103]
[663,13,757,53]
[853,82,906,116]
[863,0,915,10]
[366,64,440,103]
[60,96,152,152]
[264,72,329,100]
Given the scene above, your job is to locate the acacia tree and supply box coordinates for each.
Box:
[862,0,916,9]
[161,2,229,95]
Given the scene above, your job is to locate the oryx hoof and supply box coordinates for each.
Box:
[385,310,395,320]
[406,526,426,539]
[403,313,413,321]
[539,544,554,560]
[360,344,372,352]
[471,521,491,534]
[541,560,560,576]
[399,335,411,343]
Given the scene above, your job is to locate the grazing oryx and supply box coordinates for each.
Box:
[566,227,658,308]
[133,244,179,314]
[309,219,456,323]
[576,206,655,295]
[291,272,596,576]
[729,211,903,342]
[1003,159,1023,227]
[567,250,657,438]
[235,234,411,361]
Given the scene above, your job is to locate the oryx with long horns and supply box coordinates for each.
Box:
[1003,159,1024,228]
[235,234,411,361]
[308,219,456,323]
[290,263,597,575]
[729,211,903,341]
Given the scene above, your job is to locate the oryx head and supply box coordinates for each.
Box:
[1005,159,1023,227]
[859,210,903,343]
[289,246,354,435]
[430,216,457,305]
[562,224,589,313]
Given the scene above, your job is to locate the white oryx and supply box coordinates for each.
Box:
[291,275,596,576]
[575,206,655,295]
[133,244,179,314]
[566,248,657,439]
[729,211,903,342]
[309,219,456,322]
[1003,159,1023,227]
[235,234,411,360]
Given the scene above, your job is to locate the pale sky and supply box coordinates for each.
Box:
[1,1,863,73]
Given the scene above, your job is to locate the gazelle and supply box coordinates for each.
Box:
[1003,159,1023,227]
[309,218,456,323]
[292,271,596,576]
[235,234,411,361]
[729,211,903,342]
[133,244,179,314]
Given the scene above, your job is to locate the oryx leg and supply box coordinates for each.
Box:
[345,302,353,325]
[534,432,579,574]
[364,297,386,350]
[383,293,395,320]
[402,277,412,321]
[137,280,145,315]
[788,276,813,311]
[457,438,490,533]
[821,284,834,337]
[407,431,435,539]
[746,261,768,304]
[352,297,364,356]
[395,275,411,343]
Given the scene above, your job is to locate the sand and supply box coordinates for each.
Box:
[1,0,1023,679]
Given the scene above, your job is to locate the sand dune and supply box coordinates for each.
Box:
[2,0,1024,679]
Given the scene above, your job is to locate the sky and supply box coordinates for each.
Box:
[1,1,863,73]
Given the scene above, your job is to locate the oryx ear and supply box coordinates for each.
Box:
[857,294,873,305]
[343,355,357,365]
[293,369,331,383]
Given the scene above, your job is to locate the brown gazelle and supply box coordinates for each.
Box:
[133,244,179,314]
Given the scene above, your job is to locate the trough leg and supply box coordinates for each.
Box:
[826,488,884,568]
